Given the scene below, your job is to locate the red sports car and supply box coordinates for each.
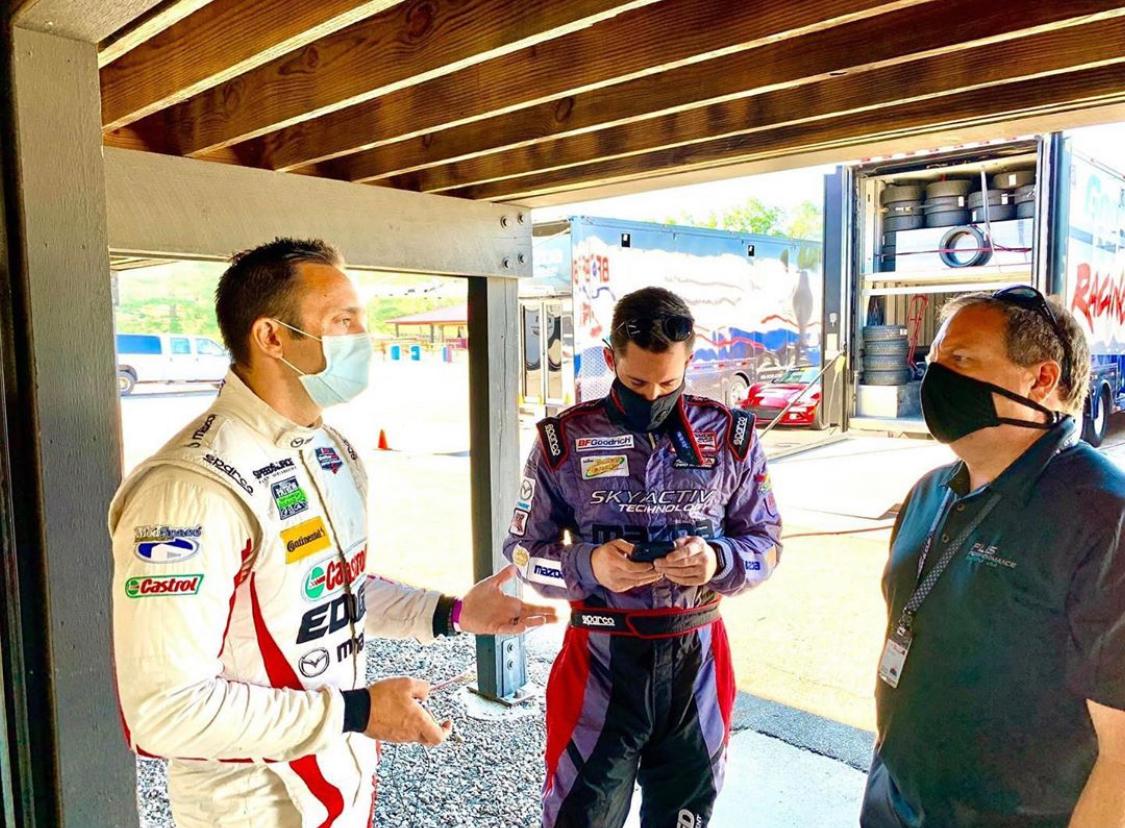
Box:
[739,365,822,427]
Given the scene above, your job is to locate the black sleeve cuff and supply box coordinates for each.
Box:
[341,688,371,734]
[433,594,458,638]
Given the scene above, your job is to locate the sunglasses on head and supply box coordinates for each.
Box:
[991,285,1072,385]
[615,315,694,344]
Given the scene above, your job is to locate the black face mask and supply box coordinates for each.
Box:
[611,377,685,432]
[920,361,1060,444]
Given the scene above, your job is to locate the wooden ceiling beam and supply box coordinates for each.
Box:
[108,0,663,153]
[13,0,166,43]
[443,62,1125,201]
[384,16,1125,193]
[100,0,406,130]
[97,0,213,68]
[327,4,1125,185]
[191,0,933,171]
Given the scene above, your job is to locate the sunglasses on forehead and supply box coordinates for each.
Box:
[615,315,695,343]
[991,285,1072,385]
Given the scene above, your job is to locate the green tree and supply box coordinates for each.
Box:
[670,197,822,241]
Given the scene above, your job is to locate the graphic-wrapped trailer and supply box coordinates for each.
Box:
[828,133,1125,445]
[521,216,823,417]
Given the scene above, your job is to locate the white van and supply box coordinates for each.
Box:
[115,332,230,395]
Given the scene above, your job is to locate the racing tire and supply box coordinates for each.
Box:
[881,184,924,205]
[1082,384,1112,447]
[971,205,1016,223]
[938,225,992,269]
[862,355,909,372]
[864,339,909,357]
[991,170,1035,190]
[862,325,909,342]
[883,214,925,232]
[118,369,136,396]
[925,179,973,199]
[725,374,751,408]
[862,369,912,386]
[925,208,971,228]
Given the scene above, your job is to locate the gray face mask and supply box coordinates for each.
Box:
[274,320,373,407]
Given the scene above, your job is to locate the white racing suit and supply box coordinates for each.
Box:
[109,370,443,827]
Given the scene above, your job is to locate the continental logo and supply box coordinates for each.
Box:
[282,517,331,564]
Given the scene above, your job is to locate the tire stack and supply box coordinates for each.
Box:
[861,325,911,386]
[880,185,924,272]
[923,179,972,228]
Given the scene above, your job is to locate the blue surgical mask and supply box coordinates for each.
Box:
[274,320,372,407]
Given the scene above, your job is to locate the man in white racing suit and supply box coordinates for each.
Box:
[109,238,556,827]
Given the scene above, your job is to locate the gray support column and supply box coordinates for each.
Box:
[467,275,528,700]
[10,26,135,826]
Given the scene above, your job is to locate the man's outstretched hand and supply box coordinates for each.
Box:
[364,677,452,746]
[458,565,560,635]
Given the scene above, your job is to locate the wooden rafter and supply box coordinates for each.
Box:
[107,0,664,154]
[443,63,1125,201]
[166,0,933,171]
[383,15,1125,194]
[98,0,213,68]
[100,0,405,129]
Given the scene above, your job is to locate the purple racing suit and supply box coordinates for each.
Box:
[502,391,782,828]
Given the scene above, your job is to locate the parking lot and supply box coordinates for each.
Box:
[118,358,1125,733]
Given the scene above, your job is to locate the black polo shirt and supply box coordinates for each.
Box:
[862,419,1125,827]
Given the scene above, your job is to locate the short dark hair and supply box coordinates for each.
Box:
[941,292,1090,415]
[215,237,342,366]
[609,287,695,354]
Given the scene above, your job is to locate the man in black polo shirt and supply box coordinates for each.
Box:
[861,286,1125,827]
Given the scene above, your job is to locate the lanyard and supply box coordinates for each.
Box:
[897,489,1000,633]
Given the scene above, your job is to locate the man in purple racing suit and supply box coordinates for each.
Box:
[503,287,783,828]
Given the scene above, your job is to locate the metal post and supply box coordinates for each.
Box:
[466,275,529,701]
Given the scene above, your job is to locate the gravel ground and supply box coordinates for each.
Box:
[136,630,560,828]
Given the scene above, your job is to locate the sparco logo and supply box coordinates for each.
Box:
[253,458,295,480]
[124,574,204,598]
[732,415,748,448]
[204,454,253,494]
[581,614,616,627]
[677,810,701,828]
[544,423,561,457]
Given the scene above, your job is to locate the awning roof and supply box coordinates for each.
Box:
[19,0,1125,206]
[388,305,467,326]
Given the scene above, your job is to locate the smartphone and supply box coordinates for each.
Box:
[631,540,676,563]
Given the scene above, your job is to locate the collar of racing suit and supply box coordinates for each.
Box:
[217,369,321,451]
[602,392,706,467]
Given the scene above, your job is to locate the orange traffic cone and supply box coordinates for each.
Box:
[377,429,390,451]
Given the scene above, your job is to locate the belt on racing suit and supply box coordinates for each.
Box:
[569,601,721,639]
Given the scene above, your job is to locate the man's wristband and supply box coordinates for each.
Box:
[433,595,462,638]
[342,688,371,734]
